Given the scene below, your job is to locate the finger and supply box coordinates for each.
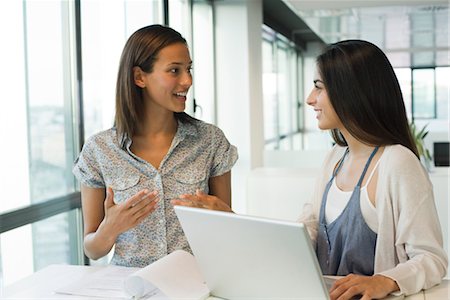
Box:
[104,187,115,209]
[336,285,363,300]
[330,276,359,299]
[171,198,196,207]
[132,199,158,223]
[133,198,159,221]
[178,193,197,201]
[331,274,358,292]
[130,191,158,211]
[124,189,152,208]
[196,189,207,197]
[131,195,159,215]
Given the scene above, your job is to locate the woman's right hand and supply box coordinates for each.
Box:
[81,185,159,260]
[102,187,159,236]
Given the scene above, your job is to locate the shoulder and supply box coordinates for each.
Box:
[378,144,431,188]
[83,128,119,151]
[184,118,228,139]
[380,144,422,172]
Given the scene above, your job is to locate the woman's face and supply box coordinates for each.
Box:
[306,70,342,130]
[138,42,193,113]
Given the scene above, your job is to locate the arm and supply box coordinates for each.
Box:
[81,185,159,260]
[209,171,232,208]
[171,171,233,212]
[375,147,448,295]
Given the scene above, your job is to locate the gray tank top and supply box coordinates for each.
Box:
[316,147,379,276]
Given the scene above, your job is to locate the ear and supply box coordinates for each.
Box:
[133,66,146,88]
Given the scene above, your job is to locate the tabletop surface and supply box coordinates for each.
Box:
[2,264,448,300]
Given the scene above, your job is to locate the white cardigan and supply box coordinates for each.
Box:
[299,144,448,296]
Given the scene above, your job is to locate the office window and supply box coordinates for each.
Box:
[436,67,449,120]
[80,0,163,138]
[0,0,80,285]
[412,68,436,119]
[262,26,303,150]
[396,67,448,121]
[192,1,215,123]
[394,68,412,119]
[262,39,278,148]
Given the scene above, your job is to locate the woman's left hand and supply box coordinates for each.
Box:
[171,189,232,212]
[329,274,399,300]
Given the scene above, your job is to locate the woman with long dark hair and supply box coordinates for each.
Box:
[301,40,447,299]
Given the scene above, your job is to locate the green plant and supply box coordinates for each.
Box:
[409,121,432,161]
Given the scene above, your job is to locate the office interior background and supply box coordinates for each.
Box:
[0,0,448,288]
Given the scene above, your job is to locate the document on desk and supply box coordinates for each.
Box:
[55,250,209,300]
[55,265,168,299]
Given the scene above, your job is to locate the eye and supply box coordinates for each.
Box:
[169,68,179,74]
[313,80,323,90]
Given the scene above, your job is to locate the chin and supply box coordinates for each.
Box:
[174,106,186,113]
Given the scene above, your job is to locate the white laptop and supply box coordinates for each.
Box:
[174,206,330,300]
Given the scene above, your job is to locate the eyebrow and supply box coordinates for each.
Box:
[168,61,193,66]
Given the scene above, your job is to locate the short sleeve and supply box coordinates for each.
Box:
[210,127,238,177]
[72,137,105,188]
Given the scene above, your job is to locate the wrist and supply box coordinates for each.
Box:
[97,219,119,243]
[375,275,399,294]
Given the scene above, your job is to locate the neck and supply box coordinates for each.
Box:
[137,109,177,137]
[340,128,376,158]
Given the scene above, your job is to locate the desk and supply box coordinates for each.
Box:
[2,264,446,299]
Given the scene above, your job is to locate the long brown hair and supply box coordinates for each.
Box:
[114,24,194,146]
[316,40,419,158]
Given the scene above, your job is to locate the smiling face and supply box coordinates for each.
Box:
[306,70,343,131]
[135,42,193,114]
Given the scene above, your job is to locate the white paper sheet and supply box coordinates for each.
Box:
[55,251,208,300]
[123,250,210,300]
[55,265,168,299]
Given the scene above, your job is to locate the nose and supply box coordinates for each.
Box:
[306,89,316,106]
[180,70,192,89]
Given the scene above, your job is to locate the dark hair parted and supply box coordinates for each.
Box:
[316,40,419,158]
[115,24,194,144]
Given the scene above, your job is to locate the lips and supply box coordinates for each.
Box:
[174,91,188,97]
[314,109,322,118]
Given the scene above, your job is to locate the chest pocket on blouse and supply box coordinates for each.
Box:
[108,174,140,204]
[174,168,208,194]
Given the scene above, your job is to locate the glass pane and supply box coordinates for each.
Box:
[0,1,30,213]
[80,0,163,138]
[394,68,412,120]
[27,1,77,201]
[262,40,278,143]
[278,45,290,136]
[1,210,81,286]
[436,67,449,120]
[192,1,215,123]
[412,69,436,119]
[0,0,77,214]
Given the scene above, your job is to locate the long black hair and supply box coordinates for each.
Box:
[317,39,418,157]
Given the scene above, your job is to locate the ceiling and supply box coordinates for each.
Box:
[283,0,449,68]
